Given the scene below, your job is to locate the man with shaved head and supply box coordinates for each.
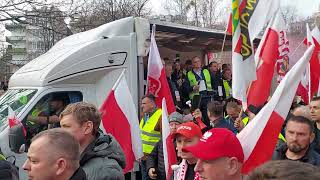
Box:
[23,128,86,180]
[292,105,311,119]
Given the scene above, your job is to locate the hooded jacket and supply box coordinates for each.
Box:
[80,132,126,180]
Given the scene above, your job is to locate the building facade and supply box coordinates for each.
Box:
[4,23,45,79]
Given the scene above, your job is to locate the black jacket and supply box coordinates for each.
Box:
[167,77,180,107]
[70,167,87,180]
[311,124,320,154]
[202,117,237,134]
[210,71,225,99]
[272,144,320,166]
[146,139,166,180]
[0,160,19,180]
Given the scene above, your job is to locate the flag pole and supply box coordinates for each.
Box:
[145,24,157,95]
[290,40,304,58]
[219,17,230,63]
[219,31,228,63]
[112,69,126,90]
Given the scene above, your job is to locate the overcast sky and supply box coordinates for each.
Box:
[148,0,320,18]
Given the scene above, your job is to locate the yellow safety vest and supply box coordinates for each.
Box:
[278,133,286,142]
[140,109,162,154]
[225,115,249,126]
[223,80,232,98]
[0,153,5,160]
[242,117,249,125]
[187,69,212,99]
[240,116,286,142]
[27,108,42,126]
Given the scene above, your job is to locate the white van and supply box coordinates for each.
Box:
[0,17,229,178]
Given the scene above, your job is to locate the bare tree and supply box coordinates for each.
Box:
[281,5,298,30]
[164,0,193,24]
[70,0,151,33]
[164,0,226,28]
[198,0,224,28]
[26,6,71,53]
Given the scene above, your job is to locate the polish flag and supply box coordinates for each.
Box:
[297,24,312,104]
[297,25,320,103]
[100,70,143,173]
[161,98,177,180]
[147,25,175,114]
[226,13,232,35]
[238,45,315,174]
[247,10,286,108]
[297,66,310,104]
[8,106,26,136]
[308,26,320,99]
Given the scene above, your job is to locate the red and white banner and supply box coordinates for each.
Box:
[276,21,290,84]
[247,10,286,108]
[232,0,279,104]
[147,26,175,114]
[162,98,177,180]
[238,45,315,174]
[309,26,320,99]
[297,25,320,103]
[100,70,143,173]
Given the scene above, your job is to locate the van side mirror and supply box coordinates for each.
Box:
[8,124,26,153]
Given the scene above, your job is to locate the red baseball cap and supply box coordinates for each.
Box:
[173,122,202,139]
[183,128,244,163]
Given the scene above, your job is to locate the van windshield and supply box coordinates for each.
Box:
[0,89,37,132]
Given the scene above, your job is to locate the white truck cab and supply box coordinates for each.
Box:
[0,17,229,178]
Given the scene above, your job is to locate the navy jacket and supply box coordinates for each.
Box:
[202,117,237,134]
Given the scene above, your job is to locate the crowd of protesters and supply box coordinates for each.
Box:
[1,56,320,180]
[139,56,320,180]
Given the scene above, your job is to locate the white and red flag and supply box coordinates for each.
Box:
[247,10,286,108]
[232,0,280,104]
[161,98,177,180]
[100,70,143,173]
[147,26,175,114]
[297,24,320,103]
[297,66,310,104]
[238,44,315,174]
[8,106,26,136]
[308,26,320,99]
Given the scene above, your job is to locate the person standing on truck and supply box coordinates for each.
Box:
[60,102,126,180]
[208,61,224,101]
[183,60,193,76]
[185,56,213,101]
[184,56,213,125]
[165,63,182,109]
[222,68,233,99]
[140,94,162,180]
[172,60,188,109]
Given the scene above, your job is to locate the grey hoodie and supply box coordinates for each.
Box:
[80,132,126,180]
